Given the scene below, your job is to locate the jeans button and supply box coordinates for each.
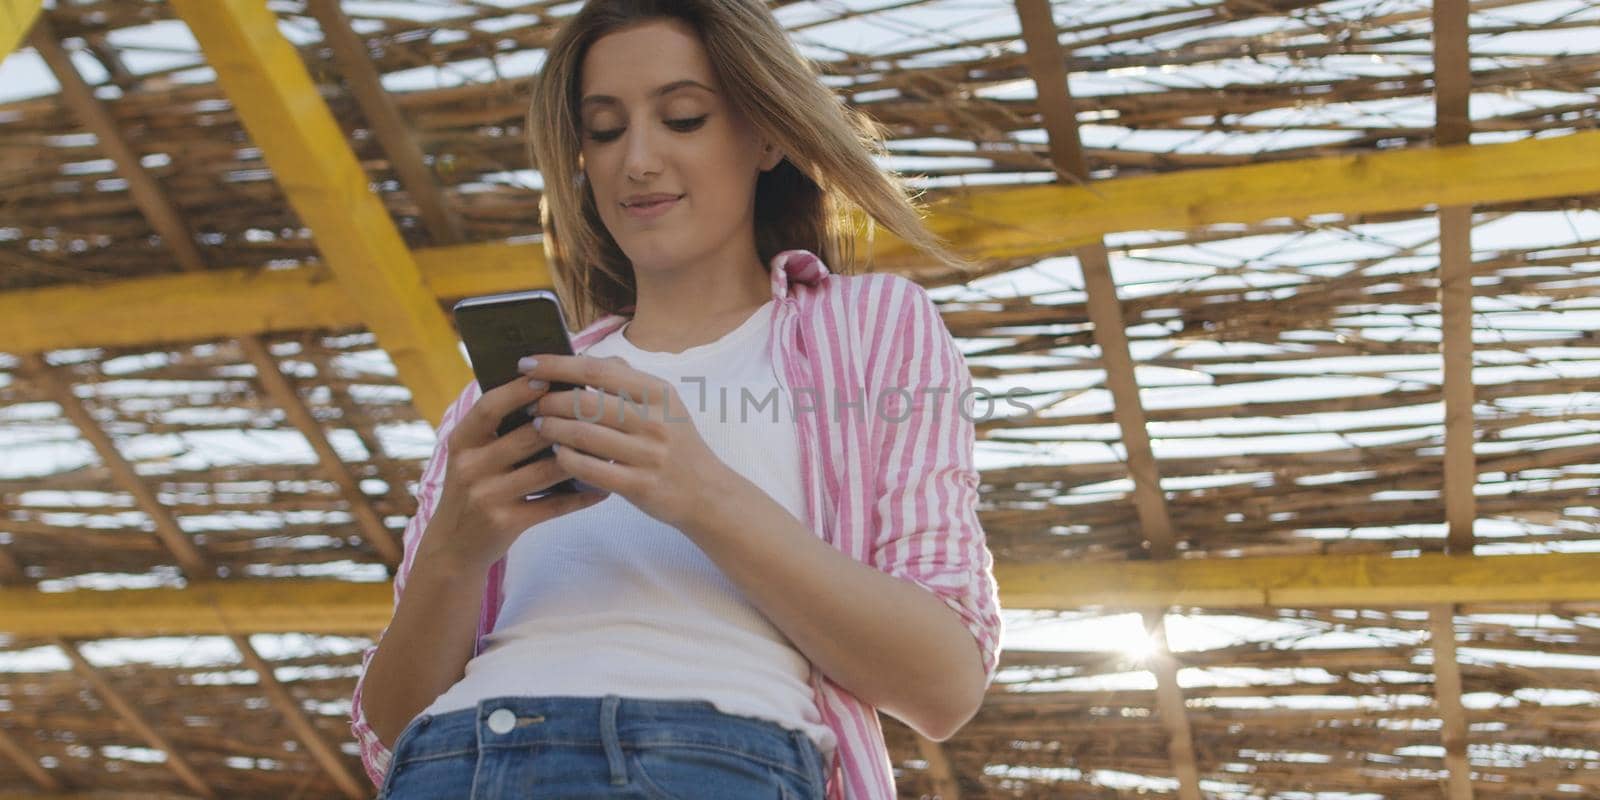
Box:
[487,707,516,734]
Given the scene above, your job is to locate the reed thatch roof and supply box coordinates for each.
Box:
[1,0,1598,797]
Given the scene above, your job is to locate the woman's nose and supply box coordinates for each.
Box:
[622,126,662,181]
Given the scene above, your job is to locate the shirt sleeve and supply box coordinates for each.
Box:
[348,380,479,789]
[863,275,1005,688]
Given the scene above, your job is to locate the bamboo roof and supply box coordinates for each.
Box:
[1,0,1598,797]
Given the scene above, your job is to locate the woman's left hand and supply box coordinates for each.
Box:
[521,354,729,530]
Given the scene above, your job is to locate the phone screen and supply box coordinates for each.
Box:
[453,291,583,482]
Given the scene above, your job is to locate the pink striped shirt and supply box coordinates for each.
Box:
[349,249,1004,799]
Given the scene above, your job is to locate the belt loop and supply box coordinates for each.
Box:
[600,695,627,786]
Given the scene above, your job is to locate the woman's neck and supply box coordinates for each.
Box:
[622,257,771,355]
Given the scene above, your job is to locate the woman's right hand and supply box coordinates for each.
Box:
[417,377,609,573]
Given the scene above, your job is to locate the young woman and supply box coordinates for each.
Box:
[348,2,1003,798]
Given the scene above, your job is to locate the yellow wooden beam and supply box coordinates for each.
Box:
[170,0,470,423]
[5,552,1600,638]
[0,240,550,353]
[997,551,1600,609]
[1,579,394,638]
[880,127,1600,268]
[7,128,1600,355]
[0,0,41,61]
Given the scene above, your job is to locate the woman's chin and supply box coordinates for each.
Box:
[618,241,697,272]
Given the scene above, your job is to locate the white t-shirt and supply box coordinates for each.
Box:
[421,298,837,761]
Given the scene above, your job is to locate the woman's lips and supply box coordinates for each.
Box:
[622,195,682,220]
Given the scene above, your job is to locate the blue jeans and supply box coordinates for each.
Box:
[379,695,828,799]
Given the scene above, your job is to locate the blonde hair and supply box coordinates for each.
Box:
[527,0,978,329]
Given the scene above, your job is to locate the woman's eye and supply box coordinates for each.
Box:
[585,115,708,143]
[667,115,708,131]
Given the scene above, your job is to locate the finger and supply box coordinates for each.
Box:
[480,418,555,472]
[484,449,577,499]
[454,377,551,446]
[518,486,610,527]
[535,416,651,467]
[552,438,634,495]
[536,386,663,434]
[522,354,662,410]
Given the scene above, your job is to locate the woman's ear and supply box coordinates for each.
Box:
[759,142,785,173]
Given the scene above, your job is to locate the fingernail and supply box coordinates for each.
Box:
[528,378,548,391]
[532,416,544,431]
[518,356,539,371]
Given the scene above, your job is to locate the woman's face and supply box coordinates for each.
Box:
[577,18,783,273]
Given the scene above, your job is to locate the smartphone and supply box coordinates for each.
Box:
[453,289,582,494]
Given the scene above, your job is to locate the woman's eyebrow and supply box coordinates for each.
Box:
[580,79,715,109]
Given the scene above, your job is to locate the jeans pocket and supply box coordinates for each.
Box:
[629,744,791,800]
